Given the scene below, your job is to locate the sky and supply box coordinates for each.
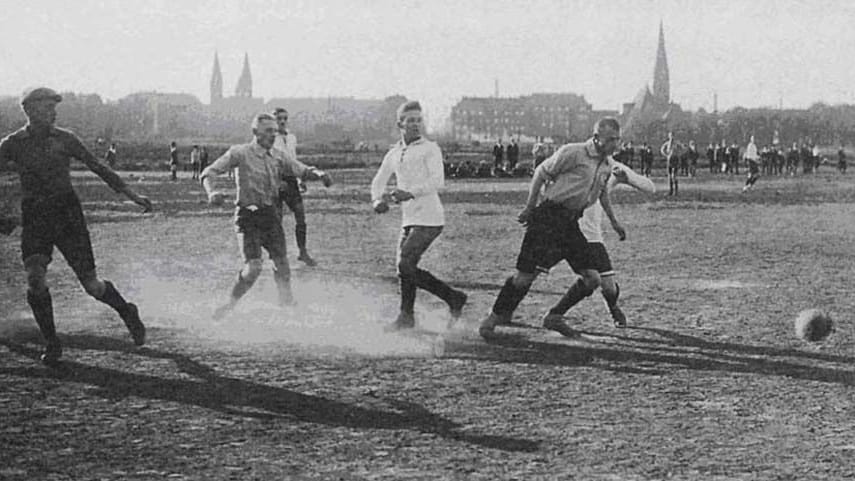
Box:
[2,0,854,128]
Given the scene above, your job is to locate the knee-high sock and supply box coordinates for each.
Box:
[399,276,417,315]
[548,279,594,316]
[414,268,456,304]
[230,272,256,302]
[98,281,130,315]
[492,276,530,317]
[296,223,307,252]
[28,289,58,343]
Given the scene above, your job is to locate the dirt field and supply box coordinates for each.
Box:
[2,168,854,480]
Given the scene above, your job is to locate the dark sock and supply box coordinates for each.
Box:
[296,223,307,252]
[414,268,456,304]
[400,276,416,315]
[98,281,130,315]
[230,272,256,301]
[27,289,58,343]
[603,281,620,310]
[548,279,594,316]
[492,276,530,317]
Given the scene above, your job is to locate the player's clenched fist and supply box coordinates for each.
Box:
[372,199,389,214]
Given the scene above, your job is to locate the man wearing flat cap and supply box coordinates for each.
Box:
[0,86,152,365]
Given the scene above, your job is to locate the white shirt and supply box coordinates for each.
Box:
[371,137,445,227]
[578,161,655,243]
[745,142,758,161]
[273,132,298,160]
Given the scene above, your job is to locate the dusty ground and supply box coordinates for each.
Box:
[2,168,855,480]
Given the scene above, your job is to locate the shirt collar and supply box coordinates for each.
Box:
[251,141,272,156]
[20,124,59,139]
[584,138,603,160]
[397,136,425,149]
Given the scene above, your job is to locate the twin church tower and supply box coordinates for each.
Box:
[209,52,254,105]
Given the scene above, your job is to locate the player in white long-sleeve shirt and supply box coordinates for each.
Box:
[576,161,655,327]
[370,101,467,331]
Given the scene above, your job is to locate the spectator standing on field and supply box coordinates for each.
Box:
[507,138,519,172]
[169,141,179,181]
[492,139,504,173]
[104,143,117,168]
[199,146,209,171]
[190,145,201,180]
[532,139,548,170]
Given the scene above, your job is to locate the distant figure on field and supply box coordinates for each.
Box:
[104,142,117,168]
[506,138,519,171]
[492,139,504,172]
[199,146,209,171]
[273,107,333,267]
[190,145,201,180]
[169,141,179,181]
[838,145,847,173]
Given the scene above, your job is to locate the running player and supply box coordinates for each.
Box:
[370,100,467,331]
[0,87,152,365]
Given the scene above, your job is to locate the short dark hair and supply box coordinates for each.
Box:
[273,107,288,116]
[594,117,620,134]
[396,100,422,121]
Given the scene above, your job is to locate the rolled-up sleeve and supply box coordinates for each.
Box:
[200,147,239,181]
[408,143,444,198]
[535,147,574,183]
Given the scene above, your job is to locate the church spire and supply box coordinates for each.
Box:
[235,52,253,98]
[652,20,670,104]
[210,51,223,105]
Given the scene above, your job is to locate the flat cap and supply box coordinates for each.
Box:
[21,87,62,105]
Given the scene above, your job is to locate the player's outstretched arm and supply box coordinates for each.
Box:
[612,161,655,195]
[200,148,239,205]
[72,136,152,212]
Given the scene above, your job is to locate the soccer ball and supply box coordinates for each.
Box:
[794,308,833,342]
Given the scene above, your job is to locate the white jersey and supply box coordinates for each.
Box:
[578,161,655,243]
[273,132,298,160]
[579,198,606,243]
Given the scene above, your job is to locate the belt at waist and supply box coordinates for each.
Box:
[536,200,582,220]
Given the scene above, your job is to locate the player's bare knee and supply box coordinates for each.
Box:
[243,259,264,282]
[271,258,290,280]
[24,256,49,293]
[581,271,601,290]
[600,275,617,297]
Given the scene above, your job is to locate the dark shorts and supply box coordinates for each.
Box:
[516,202,598,274]
[21,192,96,278]
[279,177,304,213]
[234,205,287,262]
[586,242,614,276]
